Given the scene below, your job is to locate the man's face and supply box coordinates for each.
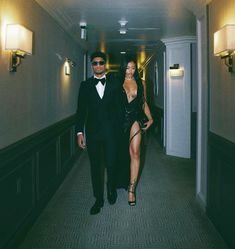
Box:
[91,57,106,76]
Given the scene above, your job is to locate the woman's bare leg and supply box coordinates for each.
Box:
[128,121,141,203]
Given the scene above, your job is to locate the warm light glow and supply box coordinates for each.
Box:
[1,21,6,50]
[60,64,70,92]
[169,69,184,77]
[100,34,106,53]
[214,24,235,56]
[64,61,70,75]
[139,48,146,64]
[5,24,33,54]
[1,17,13,51]
[106,56,110,70]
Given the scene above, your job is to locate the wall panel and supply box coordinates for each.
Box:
[207,132,235,248]
[0,158,34,248]
[0,115,81,249]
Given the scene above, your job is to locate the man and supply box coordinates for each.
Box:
[76,51,119,215]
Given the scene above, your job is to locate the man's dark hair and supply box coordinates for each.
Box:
[90,51,107,62]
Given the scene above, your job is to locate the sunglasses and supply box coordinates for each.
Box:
[92,60,105,66]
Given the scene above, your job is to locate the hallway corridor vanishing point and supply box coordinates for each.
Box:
[18,135,228,249]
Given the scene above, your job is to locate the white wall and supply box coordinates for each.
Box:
[0,0,84,149]
[154,46,165,109]
[196,10,208,209]
[162,36,196,158]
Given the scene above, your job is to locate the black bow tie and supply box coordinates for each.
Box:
[94,78,106,85]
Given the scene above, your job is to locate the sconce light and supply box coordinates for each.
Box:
[79,21,87,40]
[64,58,76,76]
[5,24,33,72]
[169,64,184,77]
[214,24,235,72]
[64,59,70,76]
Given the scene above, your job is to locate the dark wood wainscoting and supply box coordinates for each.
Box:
[207,132,235,249]
[0,115,81,249]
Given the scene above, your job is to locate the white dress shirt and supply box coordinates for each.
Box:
[94,75,106,99]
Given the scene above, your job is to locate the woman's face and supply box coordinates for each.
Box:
[125,61,136,78]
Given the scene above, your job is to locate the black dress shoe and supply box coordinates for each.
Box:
[107,189,117,205]
[90,199,104,215]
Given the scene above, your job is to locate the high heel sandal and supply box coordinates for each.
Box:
[128,182,136,206]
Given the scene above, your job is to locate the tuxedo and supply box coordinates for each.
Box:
[76,73,120,200]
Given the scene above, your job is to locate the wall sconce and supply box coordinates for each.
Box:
[169,64,184,77]
[64,58,76,76]
[5,24,33,72]
[214,24,235,72]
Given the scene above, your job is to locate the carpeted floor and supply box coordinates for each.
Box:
[18,135,228,249]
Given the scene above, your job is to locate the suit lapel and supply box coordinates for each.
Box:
[103,74,111,100]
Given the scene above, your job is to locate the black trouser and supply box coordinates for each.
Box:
[87,135,117,200]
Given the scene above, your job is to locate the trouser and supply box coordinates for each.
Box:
[87,135,117,200]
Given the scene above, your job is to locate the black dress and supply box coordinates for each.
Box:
[116,78,145,189]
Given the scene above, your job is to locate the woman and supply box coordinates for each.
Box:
[117,56,153,206]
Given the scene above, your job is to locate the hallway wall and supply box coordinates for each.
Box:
[209,0,235,143]
[0,0,84,150]
[207,1,235,248]
[196,9,208,209]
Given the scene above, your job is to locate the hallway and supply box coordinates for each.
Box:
[18,135,228,249]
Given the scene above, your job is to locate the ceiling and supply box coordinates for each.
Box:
[35,0,211,66]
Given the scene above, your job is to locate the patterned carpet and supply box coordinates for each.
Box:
[18,135,228,249]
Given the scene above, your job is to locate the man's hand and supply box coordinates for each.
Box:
[77,133,86,149]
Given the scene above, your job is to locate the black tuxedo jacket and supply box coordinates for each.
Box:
[76,73,121,141]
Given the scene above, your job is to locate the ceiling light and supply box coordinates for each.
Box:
[118,19,128,35]
[118,19,128,27]
[119,27,127,35]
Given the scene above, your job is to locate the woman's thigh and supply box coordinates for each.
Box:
[129,121,141,156]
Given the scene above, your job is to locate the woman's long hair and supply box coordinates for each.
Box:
[119,55,142,84]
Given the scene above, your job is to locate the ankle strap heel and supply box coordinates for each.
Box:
[128,182,136,206]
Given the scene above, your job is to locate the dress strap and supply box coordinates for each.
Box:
[129,128,143,144]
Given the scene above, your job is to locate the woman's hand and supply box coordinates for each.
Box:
[142,119,153,131]
[77,133,86,149]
